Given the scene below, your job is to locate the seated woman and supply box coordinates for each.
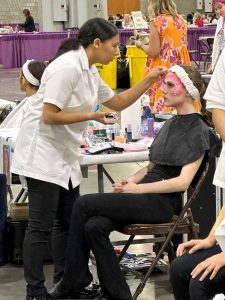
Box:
[50,65,221,300]
[170,48,225,300]
[194,12,204,27]
[0,60,46,128]
[122,14,134,28]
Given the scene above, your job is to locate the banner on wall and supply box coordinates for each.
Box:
[204,0,213,12]
[197,0,203,9]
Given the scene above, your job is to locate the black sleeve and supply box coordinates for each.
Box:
[24,16,33,27]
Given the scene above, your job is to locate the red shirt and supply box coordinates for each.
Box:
[196,19,204,27]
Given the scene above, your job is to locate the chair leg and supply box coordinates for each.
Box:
[131,234,174,300]
[191,56,199,68]
[187,208,198,239]
[117,235,135,263]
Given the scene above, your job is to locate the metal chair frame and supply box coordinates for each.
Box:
[198,37,214,71]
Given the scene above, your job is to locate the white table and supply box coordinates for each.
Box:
[0,128,149,193]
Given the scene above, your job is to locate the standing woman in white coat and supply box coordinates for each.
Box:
[11,18,166,300]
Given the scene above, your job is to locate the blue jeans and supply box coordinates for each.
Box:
[24,177,79,297]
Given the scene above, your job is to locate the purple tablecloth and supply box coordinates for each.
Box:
[0,27,217,69]
[0,34,19,68]
[0,31,78,68]
[18,32,78,66]
[187,25,216,59]
[118,26,217,49]
[118,28,149,44]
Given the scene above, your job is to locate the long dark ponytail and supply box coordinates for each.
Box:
[51,18,118,62]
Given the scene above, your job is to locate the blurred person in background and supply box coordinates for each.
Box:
[206,13,218,24]
[187,13,194,24]
[19,9,36,32]
[0,60,46,128]
[208,0,225,73]
[194,12,204,27]
[135,0,191,113]
[122,14,134,28]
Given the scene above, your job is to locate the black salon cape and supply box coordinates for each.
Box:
[149,113,221,166]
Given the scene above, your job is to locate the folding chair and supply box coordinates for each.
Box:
[198,37,214,71]
[117,155,210,300]
[189,49,200,68]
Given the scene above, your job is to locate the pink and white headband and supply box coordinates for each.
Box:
[22,59,40,86]
[170,65,200,100]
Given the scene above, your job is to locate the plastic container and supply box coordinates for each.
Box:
[126,46,147,87]
[126,124,132,143]
[96,54,120,90]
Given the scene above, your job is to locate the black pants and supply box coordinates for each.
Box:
[24,177,79,297]
[62,192,178,300]
[170,244,225,300]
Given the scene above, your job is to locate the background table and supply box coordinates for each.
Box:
[0,31,78,68]
[0,27,217,69]
[187,26,216,60]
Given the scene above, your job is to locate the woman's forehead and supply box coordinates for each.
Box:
[165,72,180,81]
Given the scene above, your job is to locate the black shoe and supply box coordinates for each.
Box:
[49,280,100,299]
[26,293,55,300]
[73,288,100,299]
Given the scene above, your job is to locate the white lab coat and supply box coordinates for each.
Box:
[11,47,114,189]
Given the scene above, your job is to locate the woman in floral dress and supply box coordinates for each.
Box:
[136,0,191,113]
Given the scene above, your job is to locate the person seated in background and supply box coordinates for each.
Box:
[208,0,225,74]
[194,12,204,27]
[202,14,209,24]
[113,13,123,29]
[0,60,46,128]
[50,65,221,300]
[107,15,114,25]
[207,13,219,25]
[187,13,194,24]
[210,13,219,24]
[122,14,134,28]
[18,8,36,32]
[170,49,225,300]
[114,13,123,20]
